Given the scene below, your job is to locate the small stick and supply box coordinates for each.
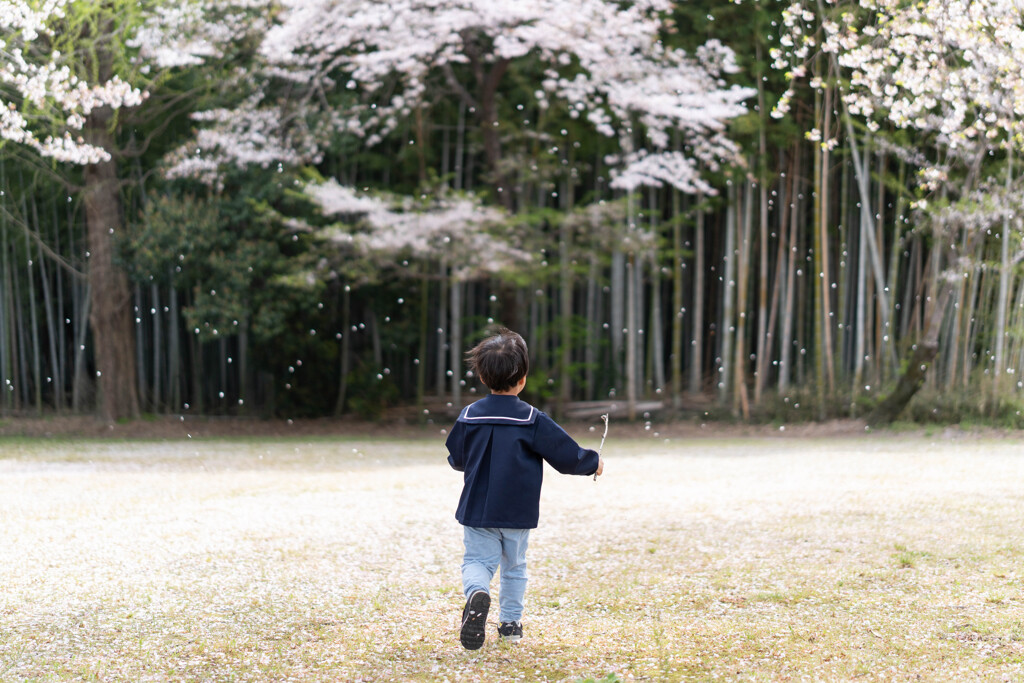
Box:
[594,413,609,481]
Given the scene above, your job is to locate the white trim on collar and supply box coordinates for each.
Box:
[461,405,535,422]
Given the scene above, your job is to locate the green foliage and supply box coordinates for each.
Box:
[533,314,604,400]
[344,363,400,421]
[904,389,1024,429]
[575,675,622,683]
[122,181,323,345]
[521,367,556,406]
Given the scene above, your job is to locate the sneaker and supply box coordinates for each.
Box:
[497,620,523,643]
[459,590,490,650]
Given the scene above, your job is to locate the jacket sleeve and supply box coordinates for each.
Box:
[533,412,600,476]
[446,421,465,471]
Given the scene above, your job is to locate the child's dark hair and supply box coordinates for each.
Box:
[466,327,529,392]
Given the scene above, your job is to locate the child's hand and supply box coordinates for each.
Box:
[595,457,604,477]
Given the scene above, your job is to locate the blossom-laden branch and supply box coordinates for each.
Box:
[169,0,753,194]
[163,95,327,189]
[772,0,1024,164]
[127,0,272,69]
[0,0,146,163]
[308,179,529,281]
[0,0,275,165]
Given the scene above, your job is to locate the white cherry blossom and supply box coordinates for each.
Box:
[177,0,753,192]
[0,0,146,163]
[309,179,527,279]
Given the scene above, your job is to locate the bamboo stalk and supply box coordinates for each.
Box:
[720,181,737,405]
[689,194,705,396]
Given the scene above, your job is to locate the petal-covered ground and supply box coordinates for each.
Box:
[1,434,1022,681]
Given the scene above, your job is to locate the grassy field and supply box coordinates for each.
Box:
[1,432,1023,681]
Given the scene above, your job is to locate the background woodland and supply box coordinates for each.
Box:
[2,0,1023,426]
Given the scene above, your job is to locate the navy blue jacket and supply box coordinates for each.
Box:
[446,394,600,529]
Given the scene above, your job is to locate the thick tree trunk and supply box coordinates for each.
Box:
[83,110,139,421]
[866,280,953,426]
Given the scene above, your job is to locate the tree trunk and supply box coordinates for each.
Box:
[436,262,448,398]
[779,144,801,392]
[585,255,599,400]
[53,202,68,413]
[648,188,665,395]
[134,284,147,411]
[610,249,625,391]
[817,85,836,404]
[335,284,351,416]
[72,284,92,412]
[417,272,429,414]
[689,196,706,395]
[992,149,1013,401]
[719,182,737,405]
[557,174,574,413]
[23,209,42,414]
[450,277,463,409]
[83,110,139,421]
[883,162,906,386]
[0,214,11,413]
[866,280,954,427]
[671,187,683,406]
[151,283,162,411]
[38,234,63,413]
[754,42,770,406]
[733,178,752,418]
[625,253,638,420]
[239,315,253,414]
[853,159,868,396]
[168,283,181,413]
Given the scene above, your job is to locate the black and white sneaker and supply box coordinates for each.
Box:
[459,590,490,650]
[497,620,523,643]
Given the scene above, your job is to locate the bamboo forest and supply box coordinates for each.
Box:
[1,0,1023,426]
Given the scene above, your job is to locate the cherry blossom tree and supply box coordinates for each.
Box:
[0,0,274,420]
[0,0,149,419]
[173,0,753,203]
[157,0,755,413]
[772,0,1024,423]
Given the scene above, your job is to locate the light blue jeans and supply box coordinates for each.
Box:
[461,526,531,622]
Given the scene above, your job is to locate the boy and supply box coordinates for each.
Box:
[445,327,604,650]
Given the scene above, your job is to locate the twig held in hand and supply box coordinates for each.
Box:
[594,413,608,481]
